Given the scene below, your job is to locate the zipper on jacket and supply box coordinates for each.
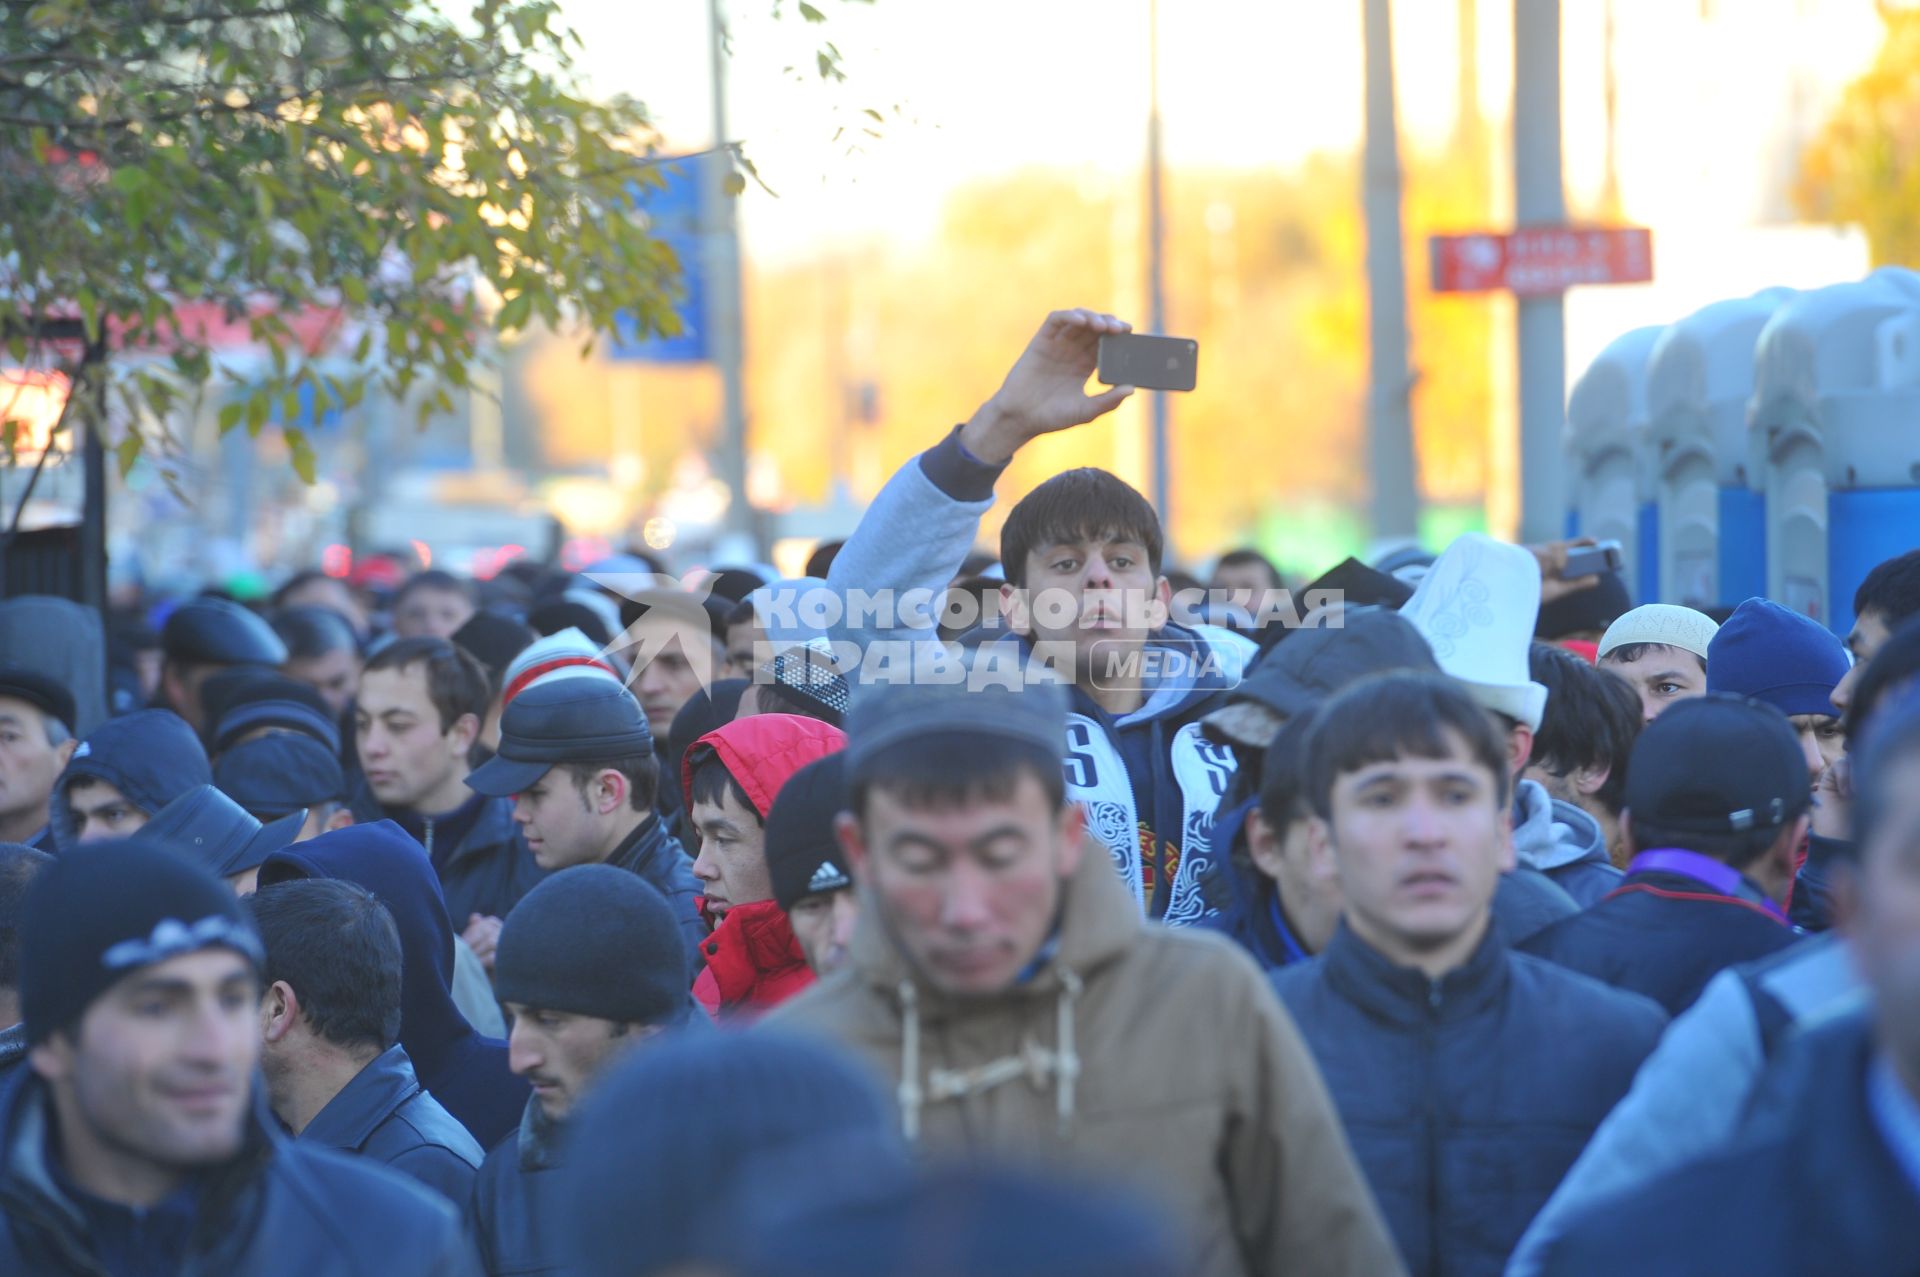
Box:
[423,819,434,860]
[1422,980,1443,1277]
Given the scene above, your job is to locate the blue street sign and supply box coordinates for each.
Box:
[610,157,709,363]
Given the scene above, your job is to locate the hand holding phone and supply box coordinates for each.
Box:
[1097,333,1200,392]
[1561,540,1624,581]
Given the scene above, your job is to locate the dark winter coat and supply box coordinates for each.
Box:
[604,814,705,963]
[1519,851,1799,1016]
[468,1100,565,1277]
[260,822,530,1150]
[1270,922,1667,1277]
[300,1044,484,1206]
[1533,1009,1920,1276]
[391,793,546,927]
[0,1068,479,1276]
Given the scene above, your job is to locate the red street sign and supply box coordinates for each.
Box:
[1430,227,1653,297]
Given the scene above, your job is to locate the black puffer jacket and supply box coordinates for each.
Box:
[0,1068,480,1276]
[1270,922,1668,1277]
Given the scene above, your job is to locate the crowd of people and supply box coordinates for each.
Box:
[0,308,1915,1274]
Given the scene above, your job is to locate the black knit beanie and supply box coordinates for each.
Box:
[766,754,853,912]
[492,865,690,1027]
[22,840,263,1044]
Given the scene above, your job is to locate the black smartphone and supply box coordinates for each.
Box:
[1097,334,1199,392]
[1562,540,1624,579]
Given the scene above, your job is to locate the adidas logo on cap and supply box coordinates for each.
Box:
[807,861,850,894]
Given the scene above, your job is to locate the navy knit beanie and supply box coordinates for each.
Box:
[22,840,262,1044]
[1706,598,1850,718]
[491,865,690,1027]
[557,1029,900,1277]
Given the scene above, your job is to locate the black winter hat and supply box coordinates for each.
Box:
[22,840,262,1043]
[205,670,341,755]
[766,754,853,911]
[492,865,690,1027]
[0,666,76,734]
[452,610,538,691]
[1207,608,1437,747]
[1535,571,1632,640]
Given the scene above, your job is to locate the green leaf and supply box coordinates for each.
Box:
[286,428,316,484]
[497,292,533,331]
[110,166,149,195]
[115,434,142,479]
[218,402,244,433]
[798,1,825,20]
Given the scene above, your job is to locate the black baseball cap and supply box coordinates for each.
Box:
[467,674,655,797]
[1625,694,1812,835]
[0,666,76,733]
[766,754,853,912]
[1204,608,1437,747]
[162,597,288,666]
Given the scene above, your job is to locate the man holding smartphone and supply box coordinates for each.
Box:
[817,310,1253,926]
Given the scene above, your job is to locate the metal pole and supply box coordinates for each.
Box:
[1514,0,1567,543]
[1362,0,1420,542]
[706,0,755,550]
[1146,0,1171,541]
[79,347,106,613]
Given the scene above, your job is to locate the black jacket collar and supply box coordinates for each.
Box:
[1320,917,1510,1027]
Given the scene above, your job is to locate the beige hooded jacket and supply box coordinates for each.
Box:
[766,841,1406,1277]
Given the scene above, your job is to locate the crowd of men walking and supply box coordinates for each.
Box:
[0,309,1914,1274]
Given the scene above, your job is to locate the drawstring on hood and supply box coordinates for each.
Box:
[895,967,1084,1144]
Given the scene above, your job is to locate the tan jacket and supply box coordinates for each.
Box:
[766,842,1406,1277]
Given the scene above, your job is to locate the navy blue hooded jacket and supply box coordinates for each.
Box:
[1271,922,1667,1277]
[300,1044,484,1206]
[0,1067,480,1276]
[260,822,529,1150]
[1533,1009,1920,1276]
[49,709,209,851]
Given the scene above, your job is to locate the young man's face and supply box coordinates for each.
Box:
[390,586,474,640]
[690,780,771,919]
[1850,750,1920,1084]
[844,771,1084,997]
[283,646,360,719]
[1247,804,1344,955]
[724,619,760,681]
[1009,537,1170,675]
[505,1004,654,1122]
[1787,713,1846,782]
[1599,646,1706,723]
[513,768,610,871]
[0,698,72,829]
[1832,608,1893,716]
[787,889,860,977]
[67,778,150,843]
[1319,733,1512,968]
[31,950,260,1178]
[628,617,715,736]
[354,665,470,811]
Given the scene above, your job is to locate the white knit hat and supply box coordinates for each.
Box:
[500,627,623,705]
[1597,603,1720,661]
[1401,533,1549,731]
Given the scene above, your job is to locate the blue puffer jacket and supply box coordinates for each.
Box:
[261,823,530,1151]
[0,1068,479,1276]
[1271,922,1667,1277]
[300,1044,485,1206]
[1532,1009,1920,1275]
